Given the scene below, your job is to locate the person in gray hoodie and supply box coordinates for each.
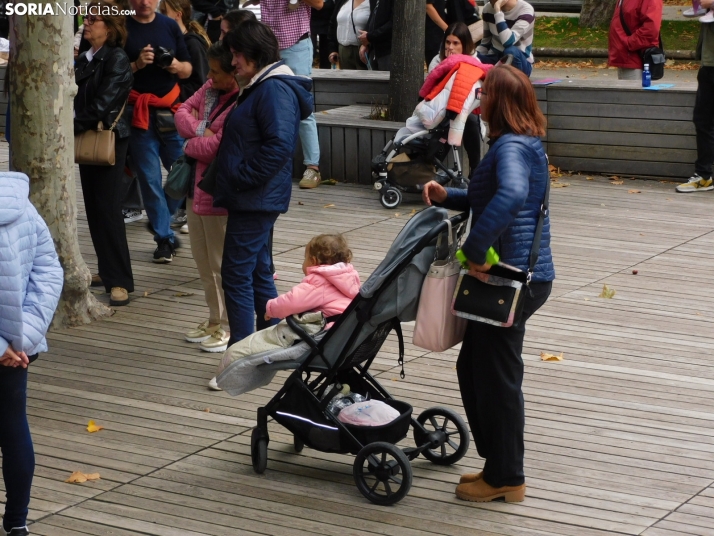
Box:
[0,172,63,536]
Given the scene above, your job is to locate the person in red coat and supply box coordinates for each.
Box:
[608,0,663,80]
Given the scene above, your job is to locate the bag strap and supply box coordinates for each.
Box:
[208,93,237,123]
[108,99,127,132]
[619,0,633,37]
[392,319,405,379]
[527,172,550,282]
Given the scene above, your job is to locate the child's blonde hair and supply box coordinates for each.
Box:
[306,234,352,265]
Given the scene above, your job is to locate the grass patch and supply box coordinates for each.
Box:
[534,17,701,51]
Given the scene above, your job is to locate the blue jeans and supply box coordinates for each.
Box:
[280,38,321,168]
[222,211,280,346]
[0,365,34,532]
[128,112,183,243]
[477,47,533,78]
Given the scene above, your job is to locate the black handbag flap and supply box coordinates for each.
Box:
[453,274,520,324]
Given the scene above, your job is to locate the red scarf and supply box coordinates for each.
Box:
[128,84,181,130]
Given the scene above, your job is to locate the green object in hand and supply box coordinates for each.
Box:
[455,247,500,268]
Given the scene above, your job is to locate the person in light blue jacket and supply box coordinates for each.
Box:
[0,172,63,536]
[423,65,553,505]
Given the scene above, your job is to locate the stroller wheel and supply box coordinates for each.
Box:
[353,442,413,505]
[251,427,268,474]
[380,188,402,209]
[293,435,305,453]
[413,407,470,466]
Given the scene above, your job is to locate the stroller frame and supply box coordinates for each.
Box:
[250,210,471,505]
[372,116,469,210]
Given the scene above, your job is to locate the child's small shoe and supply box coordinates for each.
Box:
[208,377,222,391]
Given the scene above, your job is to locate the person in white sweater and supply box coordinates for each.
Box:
[477,0,535,77]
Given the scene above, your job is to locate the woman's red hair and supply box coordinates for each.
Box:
[481,64,546,139]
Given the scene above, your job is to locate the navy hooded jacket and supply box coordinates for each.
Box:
[213,62,314,214]
[441,133,555,283]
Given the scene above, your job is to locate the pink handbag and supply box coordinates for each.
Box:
[413,220,467,352]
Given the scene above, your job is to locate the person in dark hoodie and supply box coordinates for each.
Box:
[214,21,314,347]
[359,0,393,70]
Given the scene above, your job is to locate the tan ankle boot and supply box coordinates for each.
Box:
[455,478,525,503]
[110,287,129,306]
[459,471,483,484]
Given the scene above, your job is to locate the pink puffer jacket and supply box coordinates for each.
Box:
[175,80,240,216]
[265,263,361,320]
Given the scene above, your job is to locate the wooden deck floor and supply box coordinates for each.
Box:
[2,152,714,535]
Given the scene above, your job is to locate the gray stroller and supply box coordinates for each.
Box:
[236,207,471,505]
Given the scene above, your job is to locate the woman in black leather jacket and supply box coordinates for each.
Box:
[74,0,134,307]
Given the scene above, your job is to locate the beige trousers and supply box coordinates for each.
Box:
[186,202,229,330]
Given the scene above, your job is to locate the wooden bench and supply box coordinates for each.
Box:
[306,72,696,182]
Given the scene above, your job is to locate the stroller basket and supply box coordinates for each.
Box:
[343,400,412,446]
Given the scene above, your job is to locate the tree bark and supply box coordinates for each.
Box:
[580,0,617,28]
[9,15,111,328]
[388,0,425,122]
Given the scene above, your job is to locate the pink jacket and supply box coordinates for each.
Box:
[266,263,361,320]
[175,80,239,216]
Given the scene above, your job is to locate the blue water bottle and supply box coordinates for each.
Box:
[642,64,651,88]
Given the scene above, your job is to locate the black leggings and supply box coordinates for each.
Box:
[456,281,552,487]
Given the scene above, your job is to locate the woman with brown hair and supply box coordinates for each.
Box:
[75,0,135,306]
[159,0,211,101]
[422,64,555,503]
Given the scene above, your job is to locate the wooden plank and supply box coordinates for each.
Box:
[330,126,345,182]
[547,115,696,136]
[318,124,332,178]
[547,87,696,108]
[547,129,695,151]
[371,128,386,162]
[343,127,359,183]
[548,101,693,121]
[547,142,696,165]
[357,127,373,185]
[315,92,389,107]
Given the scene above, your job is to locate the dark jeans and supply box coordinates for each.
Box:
[456,281,552,488]
[370,52,391,71]
[478,46,532,77]
[121,155,144,211]
[0,364,35,532]
[79,136,134,293]
[222,211,280,346]
[694,66,714,177]
[463,114,481,175]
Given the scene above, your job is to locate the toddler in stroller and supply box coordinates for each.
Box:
[213,234,360,393]
[373,54,491,209]
[218,207,472,505]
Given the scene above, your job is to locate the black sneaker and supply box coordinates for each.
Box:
[3,526,29,536]
[152,239,175,264]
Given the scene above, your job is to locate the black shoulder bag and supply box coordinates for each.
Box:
[452,177,550,328]
[619,0,665,80]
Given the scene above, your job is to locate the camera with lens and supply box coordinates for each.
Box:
[151,45,175,69]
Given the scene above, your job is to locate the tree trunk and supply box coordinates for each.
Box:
[388,0,425,122]
[580,0,617,28]
[9,15,111,328]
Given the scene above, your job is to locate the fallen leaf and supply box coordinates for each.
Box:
[393,212,400,217]
[323,204,335,208]
[173,292,194,297]
[321,178,338,186]
[609,176,620,180]
[143,291,149,297]
[409,209,417,215]
[586,177,594,181]
[632,269,639,275]
[204,408,211,413]
[86,420,104,433]
[584,297,590,301]
[540,352,564,362]
[65,471,101,484]
[611,181,624,186]
[551,182,570,188]
[628,189,641,194]
[298,201,304,205]
[598,284,616,299]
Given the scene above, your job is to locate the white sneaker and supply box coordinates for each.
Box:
[700,9,714,23]
[200,328,229,353]
[122,209,144,224]
[675,174,714,193]
[180,223,189,234]
[208,377,222,391]
[185,321,220,343]
[684,7,707,17]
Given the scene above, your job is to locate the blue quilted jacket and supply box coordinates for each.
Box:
[442,133,555,282]
[0,172,63,356]
[213,62,314,214]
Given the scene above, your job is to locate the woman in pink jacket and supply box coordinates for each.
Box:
[608,0,663,80]
[175,42,240,353]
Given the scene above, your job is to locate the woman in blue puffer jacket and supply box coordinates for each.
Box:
[423,64,554,504]
[0,172,63,536]
[213,21,314,350]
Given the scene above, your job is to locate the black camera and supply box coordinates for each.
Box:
[151,45,175,69]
